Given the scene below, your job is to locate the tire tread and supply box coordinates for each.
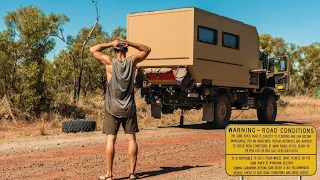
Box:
[62,119,96,133]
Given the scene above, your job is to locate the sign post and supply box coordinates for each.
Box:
[225,125,317,178]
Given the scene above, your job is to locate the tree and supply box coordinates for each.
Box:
[299,43,320,95]
[259,34,320,96]
[51,0,100,104]
[0,6,68,115]
[0,29,24,99]
[260,34,287,57]
[52,50,75,94]
[260,34,301,95]
[52,26,126,100]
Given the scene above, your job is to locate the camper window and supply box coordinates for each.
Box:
[198,26,217,45]
[222,32,239,49]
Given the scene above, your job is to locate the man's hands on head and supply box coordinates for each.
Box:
[128,41,151,64]
[90,38,151,65]
[112,39,120,49]
[90,42,113,65]
[113,39,129,49]
[90,39,128,65]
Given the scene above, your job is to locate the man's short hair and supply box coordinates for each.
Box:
[114,44,128,54]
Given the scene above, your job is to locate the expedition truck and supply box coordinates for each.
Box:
[127,7,290,128]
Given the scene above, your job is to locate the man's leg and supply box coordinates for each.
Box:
[126,133,138,178]
[105,134,117,179]
[123,113,139,179]
[101,111,121,179]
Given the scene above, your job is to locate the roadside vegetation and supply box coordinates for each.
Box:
[0,6,319,138]
[1,93,319,139]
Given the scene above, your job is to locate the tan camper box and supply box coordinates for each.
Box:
[127,7,261,88]
[127,7,290,128]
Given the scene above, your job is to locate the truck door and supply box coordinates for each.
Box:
[268,56,290,91]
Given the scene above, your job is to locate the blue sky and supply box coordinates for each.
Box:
[0,0,319,60]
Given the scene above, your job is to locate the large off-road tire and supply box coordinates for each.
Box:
[209,95,231,129]
[62,119,96,133]
[257,94,277,123]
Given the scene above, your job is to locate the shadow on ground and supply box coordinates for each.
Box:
[53,103,86,119]
[115,165,211,180]
[158,119,306,130]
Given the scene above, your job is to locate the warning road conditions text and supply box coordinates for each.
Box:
[225,125,317,176]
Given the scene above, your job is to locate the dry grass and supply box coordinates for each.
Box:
[277,95,320,116]
[230,95,320,120]
[77,95,105,131]
[0,94,319,139]
[39,126,46,136]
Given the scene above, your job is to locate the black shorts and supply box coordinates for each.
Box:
[102,111,139,135]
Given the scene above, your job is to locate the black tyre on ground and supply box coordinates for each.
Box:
[257,94,277,123]
[62,119,96,133]
[208,95,231,129]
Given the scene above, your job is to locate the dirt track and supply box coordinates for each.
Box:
[1,115,320,180]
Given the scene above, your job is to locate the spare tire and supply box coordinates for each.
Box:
[62,119,96,133]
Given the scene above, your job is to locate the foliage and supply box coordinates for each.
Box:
[259,34,320,96]
[299,43,320,95]
[0,5,318,119]
[0,6,68,115]
[52,25,126,100]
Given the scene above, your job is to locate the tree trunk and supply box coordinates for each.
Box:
[11,52,18,95]
[68,52,77,105]
[3,73,7,97]
[35,55,46,115]
[76,58,84,104]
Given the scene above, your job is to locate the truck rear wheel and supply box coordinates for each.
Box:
[210,95,231,129]
[257,94,277,123]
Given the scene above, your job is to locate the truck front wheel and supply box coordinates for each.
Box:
[257,94,277,123]
[211,95,231,129]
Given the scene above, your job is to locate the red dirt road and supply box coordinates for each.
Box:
[1,116,320,180]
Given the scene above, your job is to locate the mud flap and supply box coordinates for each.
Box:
[151,104,161,119]
[134,68,145,88]
[202,103,214,122]
[175,68,194,91]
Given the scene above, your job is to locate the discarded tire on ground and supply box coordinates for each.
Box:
[62,119,96,133]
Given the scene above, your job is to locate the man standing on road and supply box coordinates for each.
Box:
[90,39,151,180]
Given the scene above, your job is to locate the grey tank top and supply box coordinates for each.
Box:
[105,57,136,118]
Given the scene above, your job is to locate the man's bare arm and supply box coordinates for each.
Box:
[128,41,151,63]
[90,42,115,65]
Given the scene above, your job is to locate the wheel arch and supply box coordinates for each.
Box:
[260,87,279,101]
[218,88,234,103]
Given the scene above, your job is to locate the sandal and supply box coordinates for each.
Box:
[98,175,113,180]
[129,173,138,180]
